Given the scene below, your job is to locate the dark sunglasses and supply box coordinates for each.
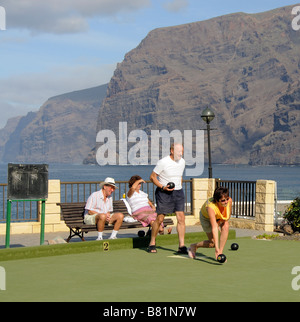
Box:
[219,197,230,202]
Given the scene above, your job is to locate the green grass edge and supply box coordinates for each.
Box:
[0,230,236,262]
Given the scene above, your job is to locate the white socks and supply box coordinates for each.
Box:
[96,230,118,240]
[110,230,118,239]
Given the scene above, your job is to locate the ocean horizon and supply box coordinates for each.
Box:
[0,163,299,201]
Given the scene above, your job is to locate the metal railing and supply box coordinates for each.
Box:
[0,179,256,222]
[216,179,256,218]
[0,184,5,221]
[61,180,193,215]
[0,183,39,222]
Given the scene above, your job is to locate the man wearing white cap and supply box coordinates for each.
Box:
[84,177,124,240]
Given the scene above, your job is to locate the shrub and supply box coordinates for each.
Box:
[256,233,279,240]
[283,197,300,232]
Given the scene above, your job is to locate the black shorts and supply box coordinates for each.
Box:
[155,188,185,215]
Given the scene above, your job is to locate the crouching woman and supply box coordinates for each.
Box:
[188,187,232,260]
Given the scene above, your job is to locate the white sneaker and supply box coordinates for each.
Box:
[108,236,117,240]
[96,236,103,241]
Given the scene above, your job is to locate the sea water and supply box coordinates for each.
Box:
[0,163,298,200]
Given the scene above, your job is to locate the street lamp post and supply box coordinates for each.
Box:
[201,107,215,178]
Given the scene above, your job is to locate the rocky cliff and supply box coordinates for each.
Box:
[1,5,299,166]
[95,5,300,166]
[1,85,107,163]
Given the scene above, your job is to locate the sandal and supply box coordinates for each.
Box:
[177,246,188,255]
[148,245,157,253]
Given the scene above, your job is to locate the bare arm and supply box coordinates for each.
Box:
[208,207,220,259]
[228,198,232,220]
[150,171,162,188]
[148,199,156,210]
[127,179,145,198]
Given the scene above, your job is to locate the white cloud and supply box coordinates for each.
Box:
[163,0,189,13]
[0,1,148,128]
[2,0,151,34]
[0,63,116,128]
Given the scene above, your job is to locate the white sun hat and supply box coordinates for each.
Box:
[99,177,118,188]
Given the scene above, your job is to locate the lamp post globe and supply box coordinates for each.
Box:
[201,107,215,124]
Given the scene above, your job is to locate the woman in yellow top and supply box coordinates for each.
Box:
[188,187,232,261]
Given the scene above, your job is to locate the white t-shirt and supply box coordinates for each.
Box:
[153,155,185,190]
[126,190,149,213]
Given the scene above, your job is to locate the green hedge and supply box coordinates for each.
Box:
[0,230,236,262]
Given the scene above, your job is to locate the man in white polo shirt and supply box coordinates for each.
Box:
[149,143,187,254]
[84,177,124,240]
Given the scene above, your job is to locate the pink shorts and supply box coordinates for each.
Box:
[132,206,158,227]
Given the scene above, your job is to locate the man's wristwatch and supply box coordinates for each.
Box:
[161,185,165,191]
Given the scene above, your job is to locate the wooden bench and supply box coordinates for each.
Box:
[57,200,174,242]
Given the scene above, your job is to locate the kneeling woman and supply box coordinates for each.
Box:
[188,187,232,260]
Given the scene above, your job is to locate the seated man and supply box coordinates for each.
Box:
[84,177,124,240]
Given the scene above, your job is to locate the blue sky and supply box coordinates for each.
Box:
[0,0,299,128]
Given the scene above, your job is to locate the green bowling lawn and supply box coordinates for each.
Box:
[0,233,299,302]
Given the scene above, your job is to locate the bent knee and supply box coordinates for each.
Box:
[208,241,215,248]
[222,221,229,231]
[97,213,106,221]
[157,215,165,224]
[114,212,124,220]
[176,212,185,224]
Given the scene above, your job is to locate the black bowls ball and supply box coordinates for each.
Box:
[231,243,239,251]
[167,182,175,189]
[217,254,226,263]
[138,230,145,237]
